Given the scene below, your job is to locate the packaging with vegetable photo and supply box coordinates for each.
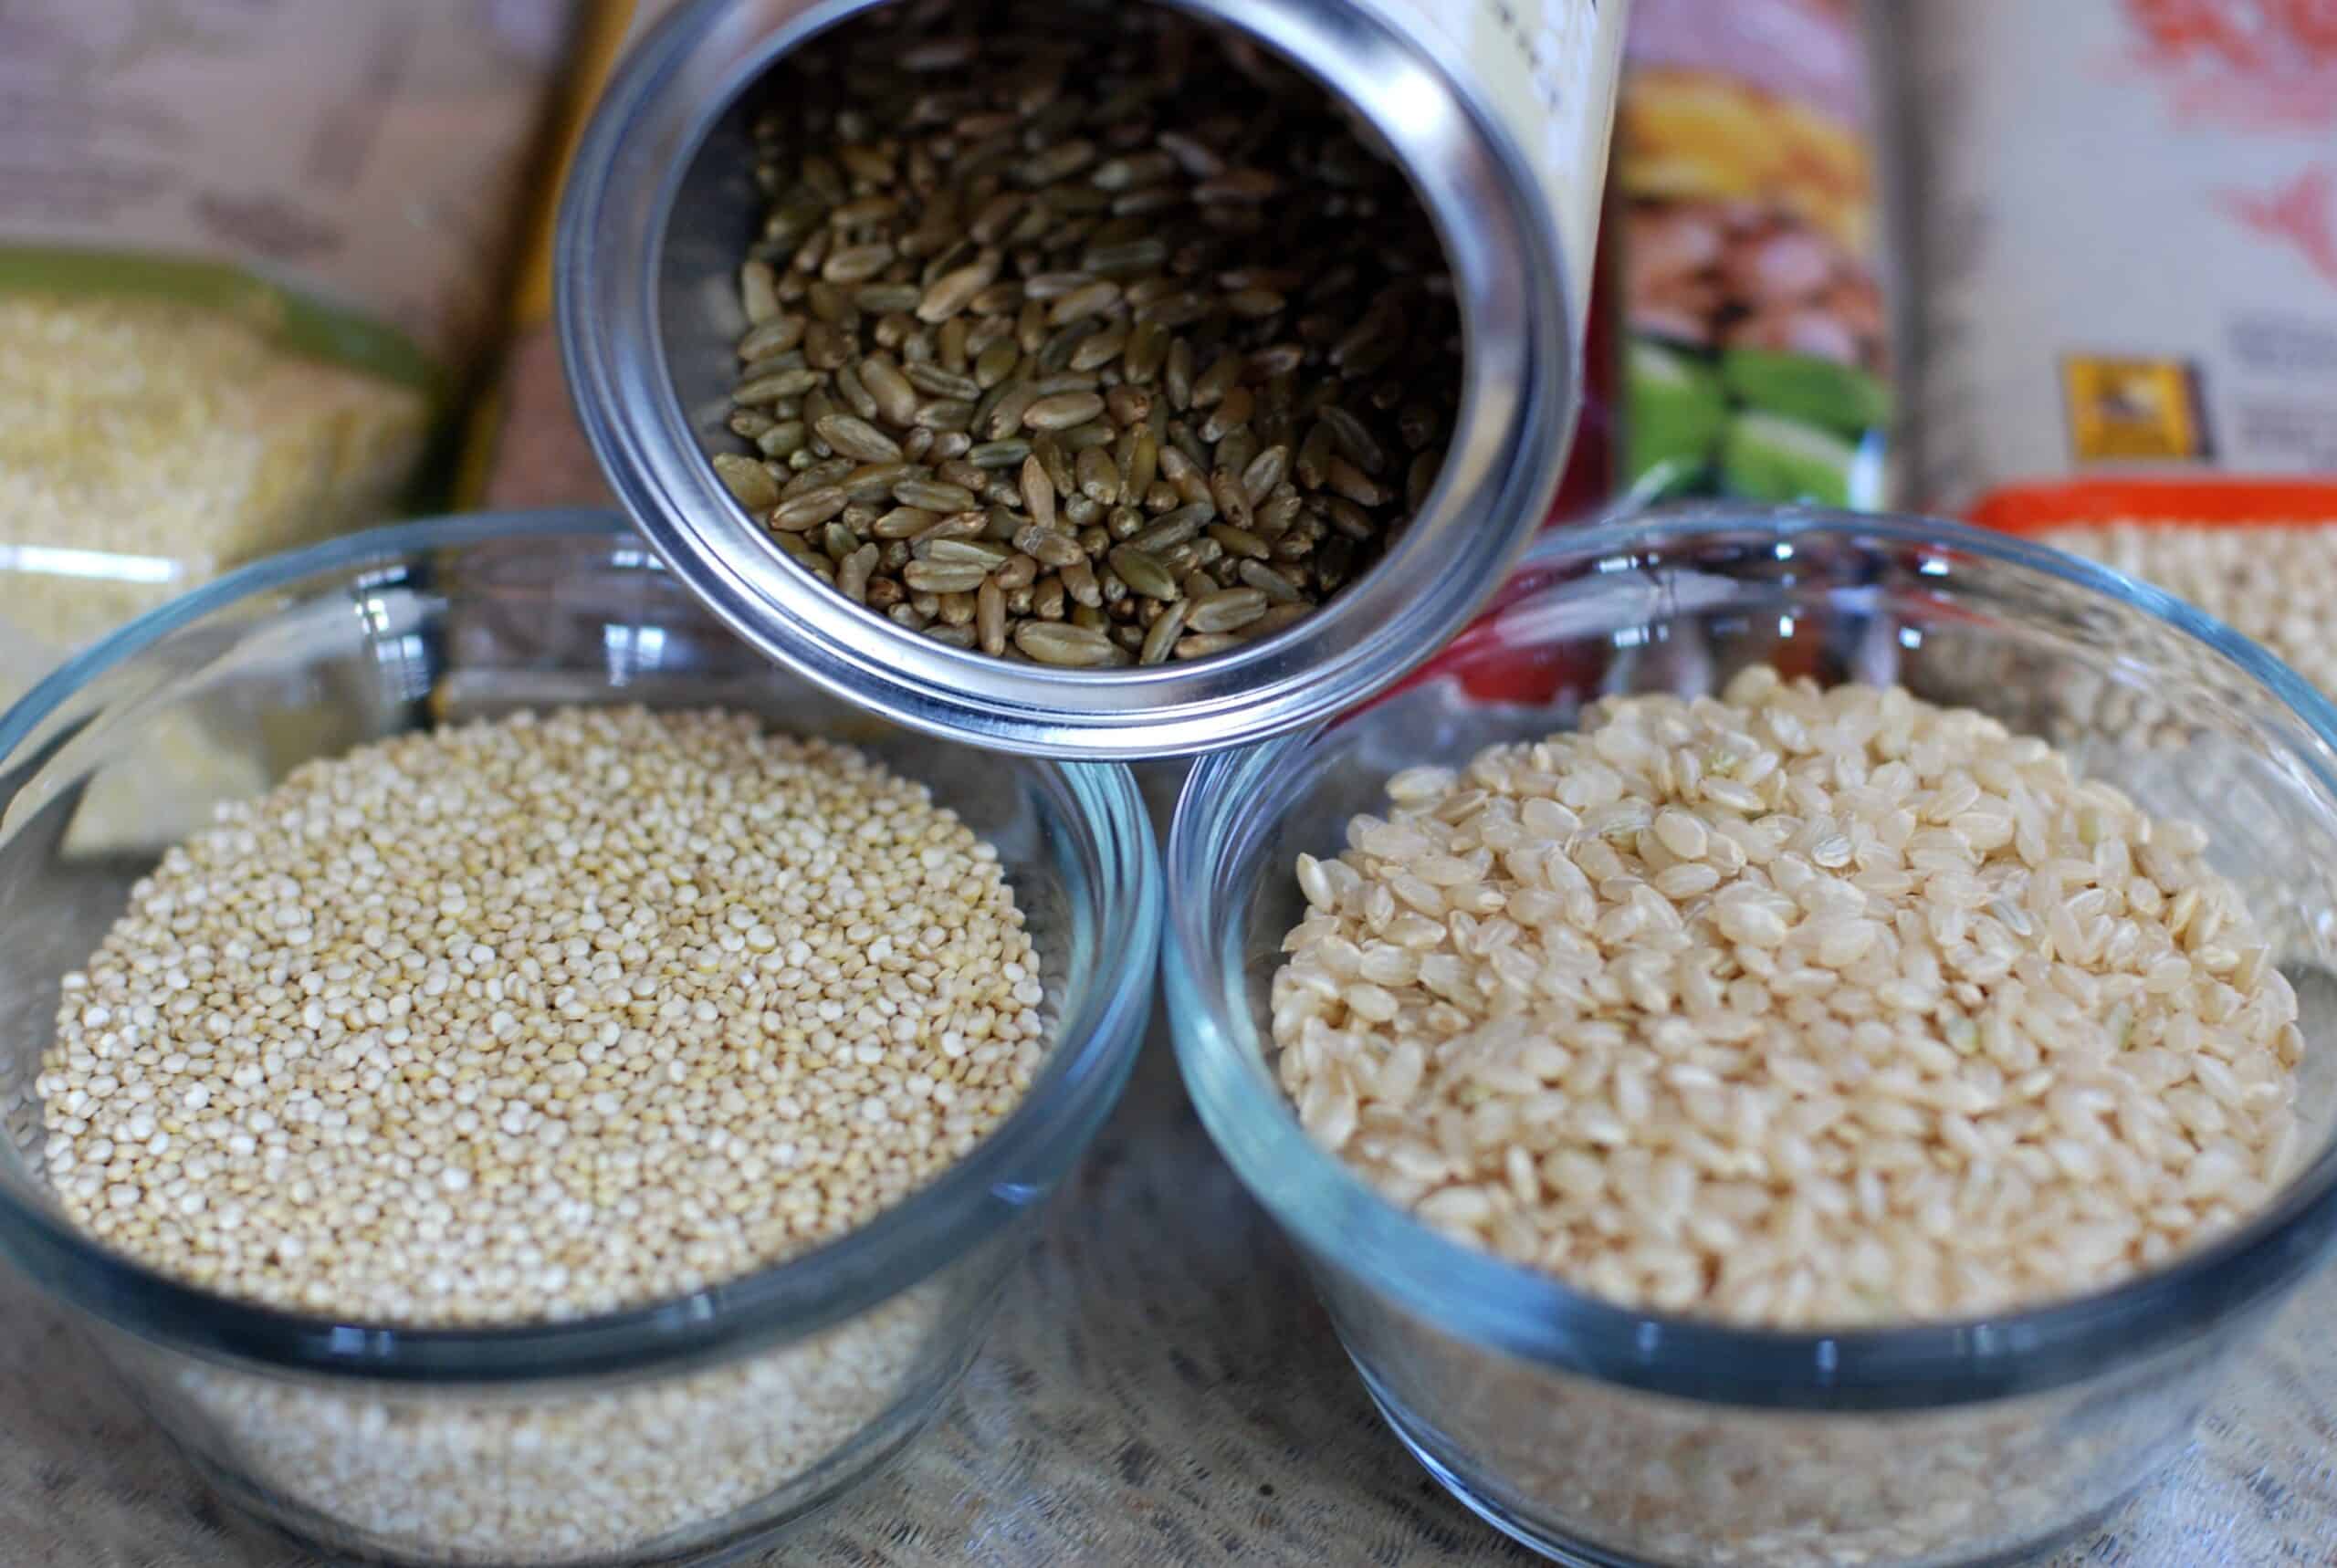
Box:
[1610,0,1892,510]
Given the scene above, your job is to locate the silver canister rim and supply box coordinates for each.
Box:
[558,0,1579,758]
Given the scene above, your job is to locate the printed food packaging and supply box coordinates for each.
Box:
[1609,0,1893,511]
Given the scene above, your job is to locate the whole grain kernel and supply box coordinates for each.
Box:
[703,3,1461,665]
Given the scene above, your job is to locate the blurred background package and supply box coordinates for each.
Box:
[0,0,578,848]
[457,0,686,511]
[1893,0,2337,700]
[1609,0,1893,511]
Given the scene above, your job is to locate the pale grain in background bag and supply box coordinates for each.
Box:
[1892,0,2337,742]
[0,0,578,847]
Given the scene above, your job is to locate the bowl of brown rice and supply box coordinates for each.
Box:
[1165,505,2337,1568]
[0,510,1160,1567]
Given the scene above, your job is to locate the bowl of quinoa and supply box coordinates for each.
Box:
[0,511,1159,1567]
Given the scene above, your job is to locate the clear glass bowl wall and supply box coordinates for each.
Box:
[1167,508,2337,1568]
[0,512,1159,1568]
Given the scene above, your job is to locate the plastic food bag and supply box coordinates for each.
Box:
[1892,0,2337,748]
[1896,0,2337,528]
[1609,0,1893,510]
[1986,509,2337,739]
[0,0,576,848]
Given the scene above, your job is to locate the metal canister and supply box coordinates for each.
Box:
[558,0,1627,758]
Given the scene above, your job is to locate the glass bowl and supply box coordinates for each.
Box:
[1164,505,2337,1568]
[0,511,1160,1568]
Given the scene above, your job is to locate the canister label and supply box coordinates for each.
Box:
[1376,0,1630,333]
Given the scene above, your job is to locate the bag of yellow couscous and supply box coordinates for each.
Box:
[0,0,580,847]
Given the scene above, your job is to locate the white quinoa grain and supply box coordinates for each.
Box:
[35,705,1055,1563]
[0,295,430,854]
[173,1287,944,1564]
[1273,667,2304,1327]
[38,705,1047,1326]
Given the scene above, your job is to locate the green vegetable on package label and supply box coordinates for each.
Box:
[1720,411,1864,509]
[1624,340,1729,499]
[1721,347,1892,438]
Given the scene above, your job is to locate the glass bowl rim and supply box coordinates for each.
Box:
[1167,503,2337,1411]
[0,508,1163,1384]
